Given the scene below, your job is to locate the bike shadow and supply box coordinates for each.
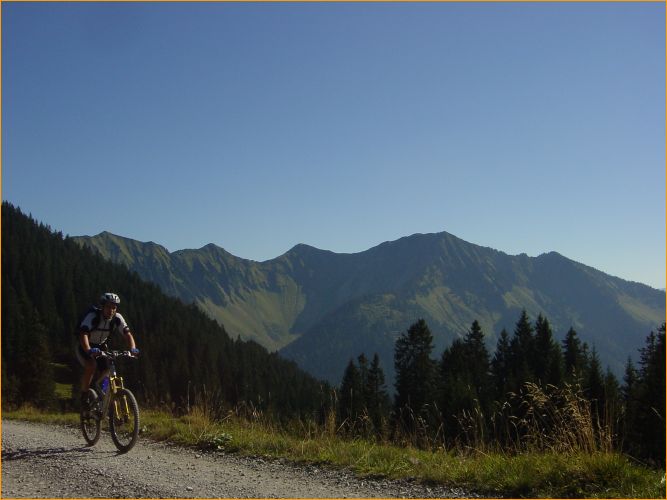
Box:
[2,445,120,461]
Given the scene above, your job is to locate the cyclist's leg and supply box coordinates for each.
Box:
[94,355,112,389]
[75,345,97,404]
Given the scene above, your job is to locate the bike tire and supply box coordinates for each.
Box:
[109,387,140,453]
[80,388,101,446]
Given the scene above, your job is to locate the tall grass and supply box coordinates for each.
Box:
[485,382,614,455]
[133,402,664,498]
[4,383,665,498]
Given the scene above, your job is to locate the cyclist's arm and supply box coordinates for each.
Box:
[79,331,92,352]
[123,330,137,351]
[115,313,137,351]
[79,313,95,353]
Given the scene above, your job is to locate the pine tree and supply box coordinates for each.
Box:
[438,338,470,441]
[357,353,370,403]
[508,310,535,391]
[634,324,666,464]
[463,320,492,415]
[490,328,511,401]
[366,353,390,436]
[620,357,641,457]
[603,367,621,445]
[584,346,606,425]
[562,327,587,385]
[339,359,363,429]
[393,319,437,433]
[534,314,564,388]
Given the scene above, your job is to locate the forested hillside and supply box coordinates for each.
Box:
[74,227,665,384]
[1,202,330,418]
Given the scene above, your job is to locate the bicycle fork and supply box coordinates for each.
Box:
[110,376,131,422]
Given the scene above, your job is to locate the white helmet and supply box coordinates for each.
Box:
[100,292,121,306]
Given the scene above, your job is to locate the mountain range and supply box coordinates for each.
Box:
[73,231,665,384]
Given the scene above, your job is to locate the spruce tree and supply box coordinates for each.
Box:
[339,359,363,429]
[366,353,390,436]
[438,339,470,441]
[562,327,587,385]
[463,320,492,415]
[490,328,512,401]
[393,319,437,433]
[635,325,666,464]
[584,346,606,425]
[534,314,564,388]
[508,310,535,391]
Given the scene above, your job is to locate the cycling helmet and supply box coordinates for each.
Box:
[100,292,121,306]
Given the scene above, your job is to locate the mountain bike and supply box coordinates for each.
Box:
[80,350,140,453]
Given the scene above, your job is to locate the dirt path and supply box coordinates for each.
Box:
[2,420,479,498]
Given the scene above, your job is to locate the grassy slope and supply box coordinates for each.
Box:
[75,232,666,382]
[5,407,664,499]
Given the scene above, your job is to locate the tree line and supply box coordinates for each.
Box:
[337,316,664,465]
[2,202,330,420]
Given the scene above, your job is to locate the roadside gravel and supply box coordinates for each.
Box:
[2,420,481,498]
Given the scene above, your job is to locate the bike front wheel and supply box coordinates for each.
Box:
[108,388,140,453]
[80,388,101,446]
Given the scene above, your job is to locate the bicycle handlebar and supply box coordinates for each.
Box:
[99,350,137,360]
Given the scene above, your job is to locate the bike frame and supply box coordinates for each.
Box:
[95,356,130,421]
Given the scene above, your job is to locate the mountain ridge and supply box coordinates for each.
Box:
[72,230,665,383]
[82,229,663,291]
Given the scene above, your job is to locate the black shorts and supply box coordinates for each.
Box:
[75,344,110,372]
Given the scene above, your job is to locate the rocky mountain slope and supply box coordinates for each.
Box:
[73,231,665,383]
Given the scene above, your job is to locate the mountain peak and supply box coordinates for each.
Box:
[285,243,332,256]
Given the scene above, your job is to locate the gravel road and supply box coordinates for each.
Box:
[2,420,479,498]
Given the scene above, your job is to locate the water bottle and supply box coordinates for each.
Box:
[99,377,109,395]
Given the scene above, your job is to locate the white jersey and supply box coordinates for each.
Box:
[80,311,129,345]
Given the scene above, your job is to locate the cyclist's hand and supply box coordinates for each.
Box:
[130,348,140,357]
[88,347,101,358]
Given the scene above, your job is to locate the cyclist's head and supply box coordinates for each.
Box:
[100,292,121,306]
[100,292,120,318]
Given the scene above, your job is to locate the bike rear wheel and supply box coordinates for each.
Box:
[80,388,101,446]
[109,388,140,453]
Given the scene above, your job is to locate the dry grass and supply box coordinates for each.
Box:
[4,385,665,498]
[486,382,614,455]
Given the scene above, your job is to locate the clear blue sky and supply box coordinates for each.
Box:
[3,2,665,289]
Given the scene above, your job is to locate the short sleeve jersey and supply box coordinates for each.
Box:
[80,311,129,345]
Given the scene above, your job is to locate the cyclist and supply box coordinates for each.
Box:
[76,292,139,405]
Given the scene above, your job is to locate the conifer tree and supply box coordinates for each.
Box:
[634,324,666,464]
[584,346,606,424]
[490,328,511,401]
[393,319,437,433]
[463,320,492,415]
[620,357,641,457]
[508,310,535,391]
[534,314,564,388]
[562,327,587,385]
[435,321,489,441]
[603,367,621,443]
[438,338,470,440]
[365,353,389,435]
[339,359,363,428]
[357,353,370,403]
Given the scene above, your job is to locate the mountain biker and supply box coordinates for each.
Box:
[76,292,139,405]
